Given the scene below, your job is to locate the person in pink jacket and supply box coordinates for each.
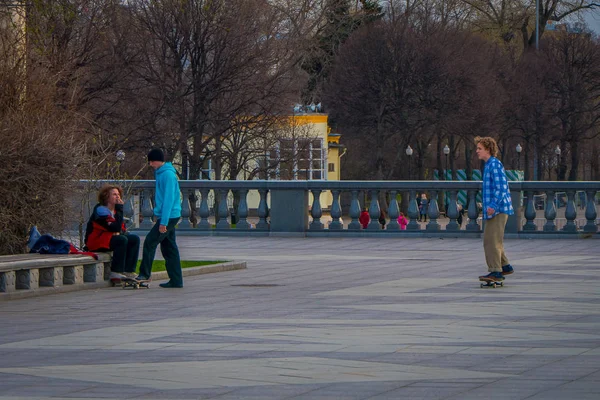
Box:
[397,212,408,230]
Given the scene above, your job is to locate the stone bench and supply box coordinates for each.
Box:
[0,253,112,300]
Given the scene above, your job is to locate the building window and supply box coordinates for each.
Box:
[267,138,325,180]
[328,163,335,172]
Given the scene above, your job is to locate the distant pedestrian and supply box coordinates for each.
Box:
[359,207,370,229]
[379,209,387,229]
[475,136,515,284]
[137,148,183,288]
[419,193,428,222]
[457,204,464,227]
[398,212,408,230]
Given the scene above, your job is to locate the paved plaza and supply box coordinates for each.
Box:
[1,236,599,399]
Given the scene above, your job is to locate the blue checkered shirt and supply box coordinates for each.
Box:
[482,157,514,220]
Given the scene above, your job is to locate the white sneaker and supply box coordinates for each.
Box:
[123,272,138,279]
[109,272,126,280]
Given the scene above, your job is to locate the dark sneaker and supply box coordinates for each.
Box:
[502,264,514,276]
[136,275,150,281]
[159,281,183,288]
[479,272,505,282]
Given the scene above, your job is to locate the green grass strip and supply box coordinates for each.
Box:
[135,260,228,272]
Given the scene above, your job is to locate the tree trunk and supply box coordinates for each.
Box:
[568,140,579,181]
[465,142,472,180]
[449,135,456,179]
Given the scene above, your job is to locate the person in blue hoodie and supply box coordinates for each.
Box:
[137,148,183,288]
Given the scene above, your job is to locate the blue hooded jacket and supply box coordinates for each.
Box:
[154,162,182,225]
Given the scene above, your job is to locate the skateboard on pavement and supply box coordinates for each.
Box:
[110,277,150,289]
[479,278,504,288]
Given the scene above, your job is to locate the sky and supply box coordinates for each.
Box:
[583,10,600,35]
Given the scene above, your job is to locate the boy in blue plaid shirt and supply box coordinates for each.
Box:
[475,137,515,283]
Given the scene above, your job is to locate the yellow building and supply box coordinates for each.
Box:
[192,111,344,211]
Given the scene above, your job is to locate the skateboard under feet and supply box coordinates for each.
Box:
[479,280,504,288]
[110,277,150,289]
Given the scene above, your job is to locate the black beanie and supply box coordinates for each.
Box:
[147,148,165,162]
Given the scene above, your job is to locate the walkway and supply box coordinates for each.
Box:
[1,237,599,399]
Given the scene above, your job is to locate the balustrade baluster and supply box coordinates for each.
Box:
[466,190,480,231]
[387,190,400,230]
[543,190,557,231]
[140,189,154,229]
[426,190,440,231]
[329,190,343,230]
[446,190,459,231]
[197,188,211,230]
[348,190,361,230]
[367,189,381,230]
[124,195,134,220]
[407,190,420,230]
[310,189,324,230]
[562,190,577,232]
[216,189,230,229]
[179,189,192,228]
[523,190,537,231]
[256,189,269,230]
[583,190,598,233]
[236,189,250,229]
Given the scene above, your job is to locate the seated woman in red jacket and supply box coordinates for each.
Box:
[85,185,140,280]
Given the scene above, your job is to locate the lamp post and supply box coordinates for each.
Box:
[443,145,450,181]
[554,145,561,181]
[516,143,522,172]
[405,145,413,180]
[443,144,450,213]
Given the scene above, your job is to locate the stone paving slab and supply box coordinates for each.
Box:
[0,237,599,399]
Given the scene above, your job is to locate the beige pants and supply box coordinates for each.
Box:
[483,213,509,272]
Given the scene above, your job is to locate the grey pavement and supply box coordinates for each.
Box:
[1,237,599,399]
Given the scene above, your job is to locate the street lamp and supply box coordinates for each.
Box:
[443,145,450,181]
[405,145,413,180]
[116,150,125,162]
[554,145,561,181]
[516,143,522,172]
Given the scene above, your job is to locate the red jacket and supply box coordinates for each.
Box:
[85,204,125,251]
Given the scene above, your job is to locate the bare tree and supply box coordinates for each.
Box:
[456,0,600,49]
[324,18,502,180]
[127,0,322,181]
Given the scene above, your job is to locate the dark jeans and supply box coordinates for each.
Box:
[138,218,182,285]
[109,234,140,273]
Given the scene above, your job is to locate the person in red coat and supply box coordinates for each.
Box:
[359,208,370,229]
[85,185,140,280]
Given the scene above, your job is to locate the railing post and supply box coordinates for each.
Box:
[387,190,400,230]
[197,188,211,230]
[466,190,480,231]
[446,190,459,231]
[523,190,537,231]
[506,188,520,233]
[543,190,557,232]
[348,190,361,230]
[236,189,250,230]
[583,190,598,233]
[406,190,420,231]
[179,189,192,229]
[562,190,577,232]
[367,190,381,230]
[329,190,343,230]
[310,189,324,230]
[216,189,230,229]
[256,189,270,230]
[426,190,441,231]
